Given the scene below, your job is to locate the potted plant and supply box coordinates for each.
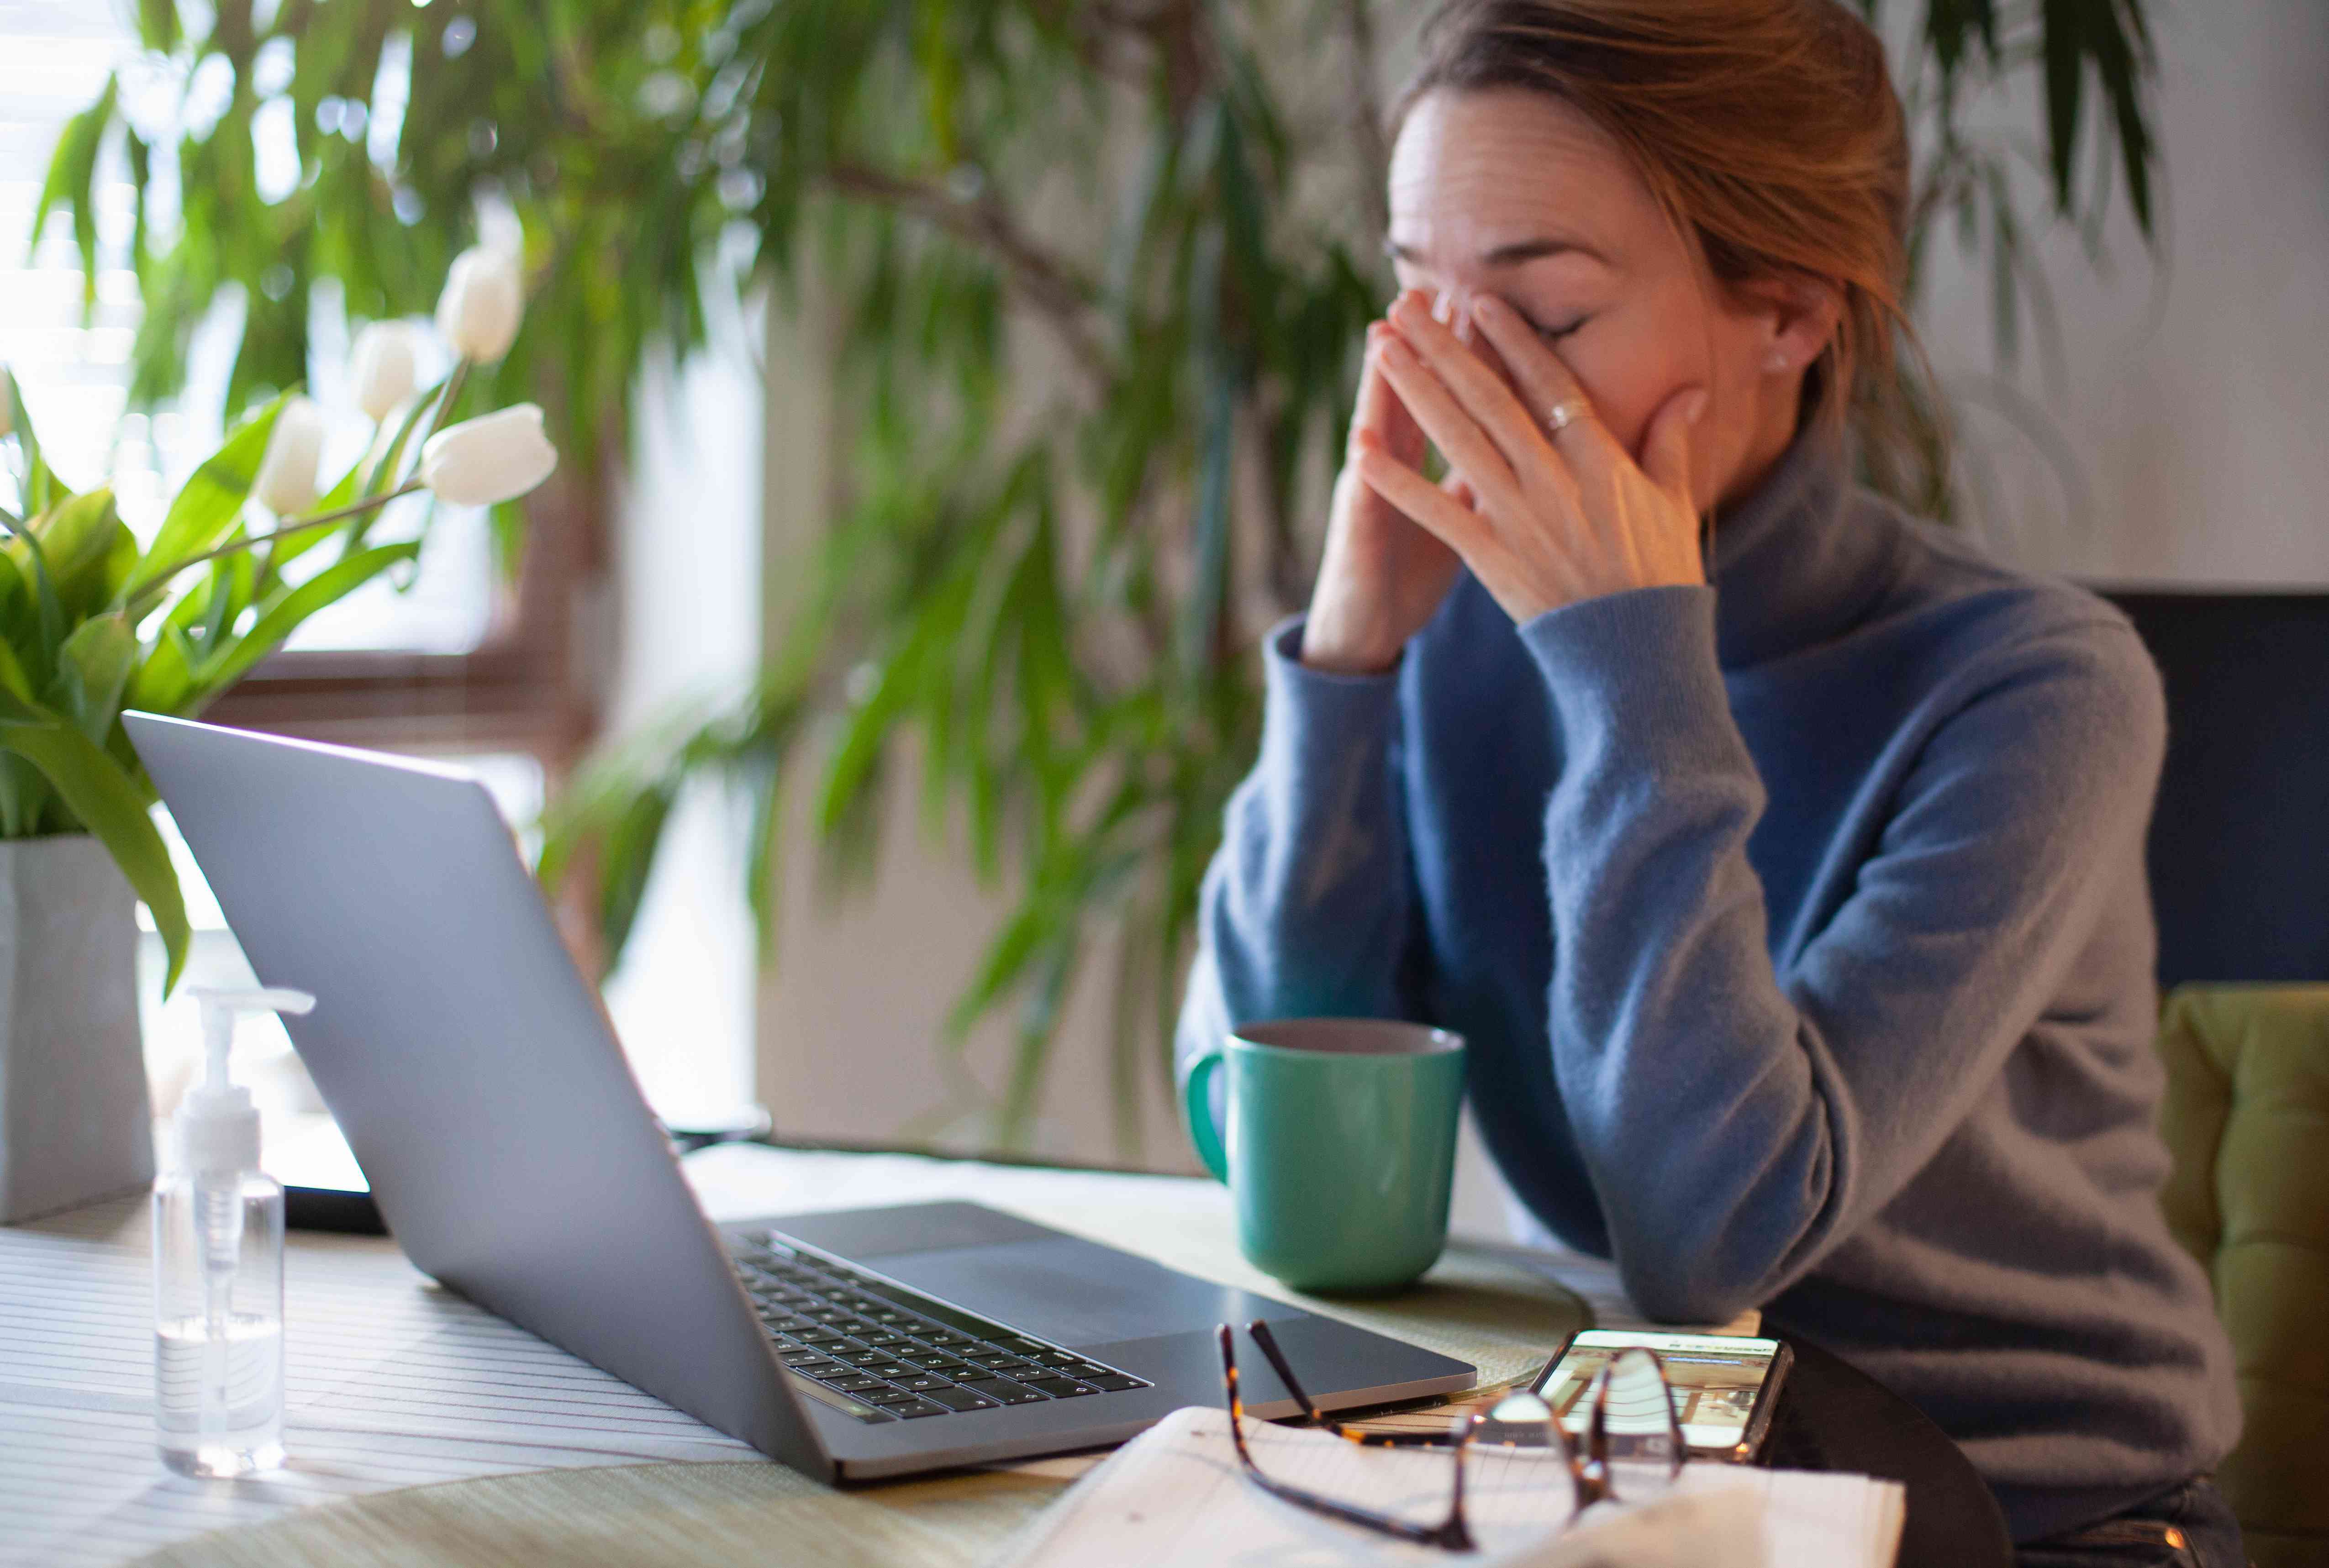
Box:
[0,247,557,1221]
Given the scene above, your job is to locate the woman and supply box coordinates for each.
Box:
[1174,2,2244,1561]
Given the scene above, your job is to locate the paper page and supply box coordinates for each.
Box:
[996,1406,1902,1568]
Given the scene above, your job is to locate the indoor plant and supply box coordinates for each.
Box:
[0,252,557,1220]
[42,0,2160,1156]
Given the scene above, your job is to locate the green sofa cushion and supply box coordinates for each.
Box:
[2157,984,2329,1562]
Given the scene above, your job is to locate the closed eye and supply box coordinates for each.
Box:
[1518,310,1588,344]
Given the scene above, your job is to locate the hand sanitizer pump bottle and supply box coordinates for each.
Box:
[153,987,313,1478]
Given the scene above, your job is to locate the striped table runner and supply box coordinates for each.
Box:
[3,1143,1737,1568]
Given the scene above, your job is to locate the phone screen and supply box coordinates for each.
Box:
[1538,1331,1782,1453]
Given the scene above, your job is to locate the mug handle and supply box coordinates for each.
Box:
[1182,1048,1230,1183]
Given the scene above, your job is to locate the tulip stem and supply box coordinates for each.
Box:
[438,361,470,432]
[119,481,426,613]
[271,482,428,537]
[364,361,467,501]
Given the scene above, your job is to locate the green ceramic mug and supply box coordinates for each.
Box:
[1183,1018,1466,1294]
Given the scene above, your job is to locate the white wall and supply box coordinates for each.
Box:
[1914,0,2329,583]
[597,337,765,1125]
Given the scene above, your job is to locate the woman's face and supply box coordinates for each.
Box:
[1386,88,1828,511]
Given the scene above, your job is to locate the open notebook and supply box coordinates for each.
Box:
[997,1406,1904,1568]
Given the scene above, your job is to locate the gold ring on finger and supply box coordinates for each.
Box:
[1544,399,1591,436]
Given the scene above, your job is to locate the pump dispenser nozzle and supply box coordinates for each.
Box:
[180,988,315,1173]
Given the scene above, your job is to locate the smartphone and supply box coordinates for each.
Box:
[1532,1329,1792,1463]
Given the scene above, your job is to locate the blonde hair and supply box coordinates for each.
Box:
[1399,0,1942,500]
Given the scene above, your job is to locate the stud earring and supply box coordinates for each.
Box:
[1763,348,1792,373]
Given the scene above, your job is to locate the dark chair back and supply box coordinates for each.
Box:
[2101,591,2329,987]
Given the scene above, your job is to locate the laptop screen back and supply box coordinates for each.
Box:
[125,713,823,1474]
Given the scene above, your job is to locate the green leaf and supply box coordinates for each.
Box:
[4,373,65,516]
[186,540,420,701]
[0,692,188,992]
[1177,360,1237,673]
[0,632,34,702]
[127,392,289,599]
[488,500,527,582]
[949,897,1050,1042]
[0,517,68,684]
[192,544,255,652]
[0,753,47,838]
[124,125,152,275]
[26,488,128,616]
[913,0,961,163]
[51,612,135,745]
[135,0,179,53]
[1985,161,2023,365]
[997,933,1079,1151]
[743,748,788,959]
[361,373,451,504]
[124,622,197,716]
[2040,0,2087,217]
[595,784,676,972]
[32,74,116,318]
[815,659,903,843]
[2096,0,2157,240]
[263,458,361,584]
[813,552,971,843]
[1926,0,2000,76]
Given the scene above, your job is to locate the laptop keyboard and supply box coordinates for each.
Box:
[729,1230,1151,1422]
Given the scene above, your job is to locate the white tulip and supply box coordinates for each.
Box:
[419,404,558,507]
[252,396,327,516]
[433,245,523,363]
[349,321,421,423]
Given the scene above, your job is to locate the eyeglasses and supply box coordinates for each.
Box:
[1216,1320,1687,1553]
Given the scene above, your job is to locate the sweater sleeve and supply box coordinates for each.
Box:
[1175,617,1426,1094]
[1520,584,2166,1325]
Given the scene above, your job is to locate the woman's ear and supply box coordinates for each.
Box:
[1741,274,1843,377]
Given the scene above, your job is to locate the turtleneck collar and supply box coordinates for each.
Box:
[1703,429,1900,670]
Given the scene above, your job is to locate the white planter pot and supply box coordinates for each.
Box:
[0,834,155,1223]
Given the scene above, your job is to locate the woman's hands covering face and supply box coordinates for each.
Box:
[1298,314,1468,674]
[1352,289,1709,628]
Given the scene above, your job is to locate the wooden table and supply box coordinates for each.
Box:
[0,1143,2003,1567]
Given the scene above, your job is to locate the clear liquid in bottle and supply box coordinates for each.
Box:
[153,1170,285,1478]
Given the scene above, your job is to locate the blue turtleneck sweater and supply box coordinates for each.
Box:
[1175,434,2240,1541]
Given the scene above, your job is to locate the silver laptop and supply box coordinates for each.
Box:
[126,713,1473,1480]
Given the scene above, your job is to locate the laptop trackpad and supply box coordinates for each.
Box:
[876,1237,1300,1347]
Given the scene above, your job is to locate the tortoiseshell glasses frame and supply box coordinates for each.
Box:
[1214,1320,1687,1553]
